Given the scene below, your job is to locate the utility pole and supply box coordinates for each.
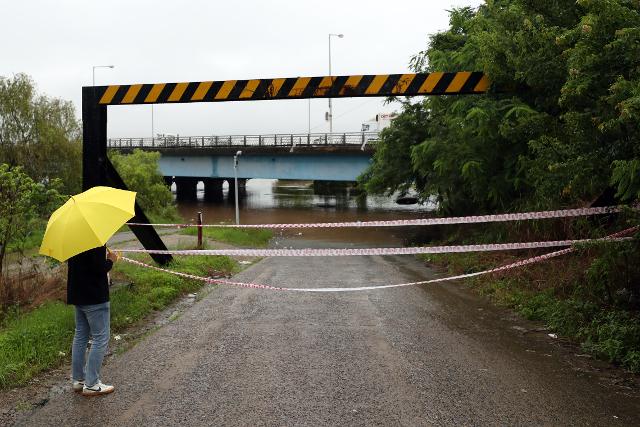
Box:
[233,151,242,225]
[328,33,344,134]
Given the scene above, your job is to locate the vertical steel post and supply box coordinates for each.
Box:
[308,99,311,134]
[82,88,108,191]
[197,211,203,249]
[82,87,172,265]
[328,34,332,134]
[234,153,241,225]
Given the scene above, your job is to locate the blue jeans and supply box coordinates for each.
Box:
[71,302,110,387]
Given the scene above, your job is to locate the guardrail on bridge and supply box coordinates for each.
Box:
[107,131,380,150]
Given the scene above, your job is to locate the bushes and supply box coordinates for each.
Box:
[581,311,640,371]
[108,149,180,223]
[522,294,640,372]
[0,165,64,308]
[582,237,640,309]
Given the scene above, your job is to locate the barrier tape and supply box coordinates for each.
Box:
[117,237,632,257]
[121,257,287,291]
[125,206,622,229]
[119,226,638,292]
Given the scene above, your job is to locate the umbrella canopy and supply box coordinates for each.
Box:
[39,186,136,262]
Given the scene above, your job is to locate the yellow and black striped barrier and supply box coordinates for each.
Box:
[94,72,488,105]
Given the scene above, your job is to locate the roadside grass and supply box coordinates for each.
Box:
[0,254,237,389]
[0,302,74,388]
[180,226,273,247]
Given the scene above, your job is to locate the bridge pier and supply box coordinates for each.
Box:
[313,180,351,196]
[203,178,224,202]
[226,178,247,200]
[174,177,198,201]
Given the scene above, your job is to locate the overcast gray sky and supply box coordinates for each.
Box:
[1,0,481,137]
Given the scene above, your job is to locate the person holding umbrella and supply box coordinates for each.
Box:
[67,246,119,396]
[40,186,137,397]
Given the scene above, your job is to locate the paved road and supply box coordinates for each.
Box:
[19,254,640,426]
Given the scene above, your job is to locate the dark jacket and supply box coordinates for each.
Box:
[67,246,113,306]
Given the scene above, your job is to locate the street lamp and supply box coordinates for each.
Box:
[328,33,344,134]
[92,65,114,86]
[151,104,155,143]
[308,98,311,135]
[233,150,242,225]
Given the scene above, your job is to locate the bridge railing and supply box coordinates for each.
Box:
[107,132,380,150]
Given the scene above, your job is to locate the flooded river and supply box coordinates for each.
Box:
[175,179,436,247]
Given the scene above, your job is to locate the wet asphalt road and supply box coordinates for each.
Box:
[19,253,640,426]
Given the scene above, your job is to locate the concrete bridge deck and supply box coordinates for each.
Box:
[109,132,380,200]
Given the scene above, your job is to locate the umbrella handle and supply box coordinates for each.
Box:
[107,247,121,262]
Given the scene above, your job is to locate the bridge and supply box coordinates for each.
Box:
[108,131,380,201]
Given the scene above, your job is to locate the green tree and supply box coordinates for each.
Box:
[359,102,430,198]
[109,149,179,222]
[524,0,640,202]
[0,74,81,194]
[360,1,640,213]
[0,164,63,279]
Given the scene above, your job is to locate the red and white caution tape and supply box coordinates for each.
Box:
[126,206,622,229]
[119,227,637,293]
[122,252,572,292]
[117,237,632,257]
[121,257,288,291]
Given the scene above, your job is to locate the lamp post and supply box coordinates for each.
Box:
[92,65,114,86]
[308,99,311,135]
[151,104,155,144]
[233,150,242,225]
[328,33,343,134]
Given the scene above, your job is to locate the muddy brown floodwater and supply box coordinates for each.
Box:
[176,179,437,246]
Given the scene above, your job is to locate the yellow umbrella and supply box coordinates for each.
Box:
[39,186,137,262]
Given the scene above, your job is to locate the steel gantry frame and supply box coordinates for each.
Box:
[83,71,489,264]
